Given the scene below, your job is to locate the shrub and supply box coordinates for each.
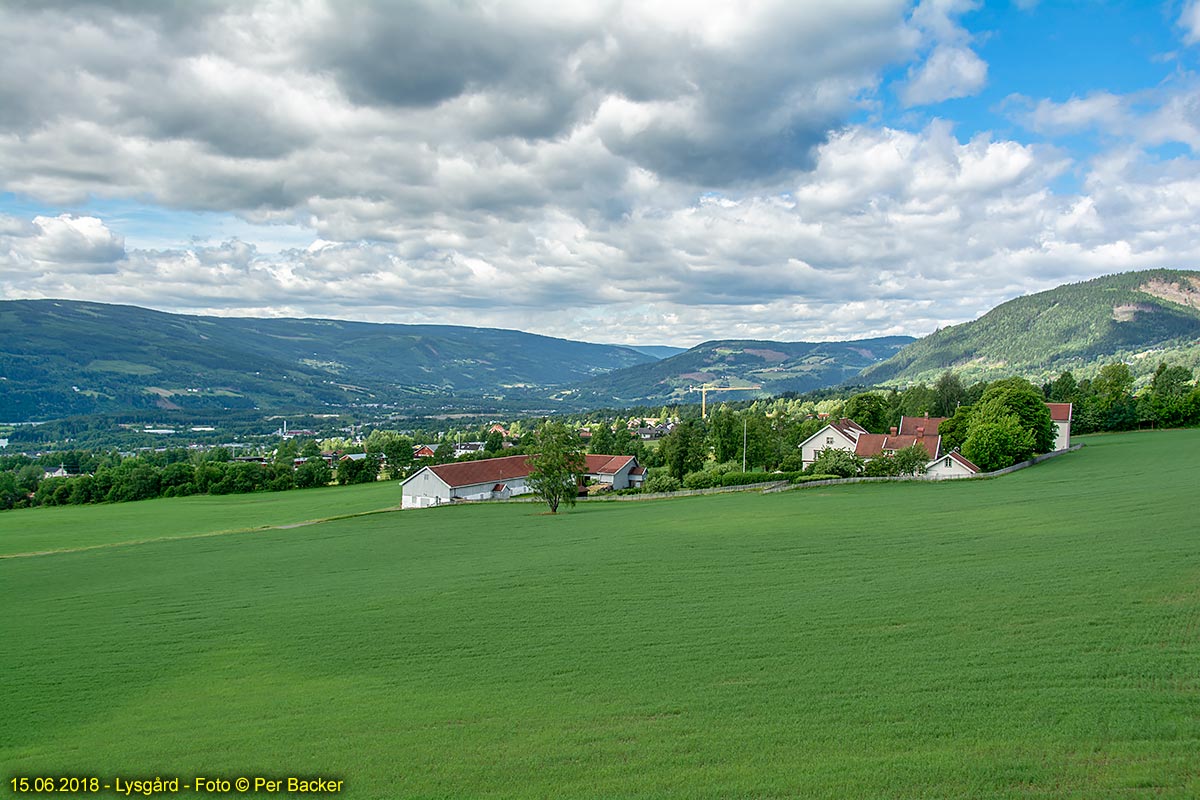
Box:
[682,471,718,489]
[791,473,841,484]
[644,474,682,493]
[806,449,862,478]
[720,471,775,487]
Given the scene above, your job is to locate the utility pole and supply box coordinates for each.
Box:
[742,417,747,473]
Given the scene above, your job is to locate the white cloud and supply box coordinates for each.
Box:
[901,45,988,107]
[1180,0,1200,45]
[0,1,1198,347]
[1013,81,1200,152]
[6,120,1197,346]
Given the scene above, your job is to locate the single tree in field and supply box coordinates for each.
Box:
[527,421,587,514]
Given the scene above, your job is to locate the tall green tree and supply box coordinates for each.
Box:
[527,421,586,514]
[843,392,890,433]
[707,408,740,463]
[974,377,1056,454]
[1047,371,1078,403]
[962,412,1035,472]
[659,420,708,480]
[588,423,615,454]
[1143,362,1194,427]
[938,405,973,453]
[295,457,332,489]
[1091,362,1138,431]
[931,371,966,417]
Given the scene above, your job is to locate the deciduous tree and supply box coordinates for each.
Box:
[527,421,586,514]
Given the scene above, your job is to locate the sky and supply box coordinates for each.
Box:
[3,0,1200,347]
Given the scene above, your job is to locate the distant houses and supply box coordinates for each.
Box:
[798,404,1072,479]
[401,453,646,509]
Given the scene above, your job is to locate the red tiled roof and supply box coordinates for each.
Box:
[946,451,980,472]
[423,455,532,488]
[585,454,635,474]
[898,415,947,437]
[415,453,636,488]
[830,418,868,438]
[493,483,506,492]
[629,466,646,476]
[1045,402,1072,422]
[854,434,938,459]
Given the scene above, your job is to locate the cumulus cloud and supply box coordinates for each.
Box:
[1012,80,1200,152]
[900,44,988,106]
[8,119,1198,345]
[0,215,125,281]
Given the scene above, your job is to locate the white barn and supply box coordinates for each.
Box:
[401,453,644,509]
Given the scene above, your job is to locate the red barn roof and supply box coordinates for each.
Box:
[854,434,938,459]
[1045,402,1072,422]
[415,453,636,489]
[898,415,947,437]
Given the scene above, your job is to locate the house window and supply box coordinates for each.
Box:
[944,457,951,467]
[825,437,834,445]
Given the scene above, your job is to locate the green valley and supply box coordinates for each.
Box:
[2,430,1197,798]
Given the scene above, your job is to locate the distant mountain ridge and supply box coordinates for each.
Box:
[862,269,1200,385]
[7,269,1200,422]
[0,300,654,420]
[571,336,916,404]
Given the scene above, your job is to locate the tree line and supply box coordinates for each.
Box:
[5,361,1197,511]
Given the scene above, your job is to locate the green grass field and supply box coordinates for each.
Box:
[0,481,400,557]
[3,430,1198,798]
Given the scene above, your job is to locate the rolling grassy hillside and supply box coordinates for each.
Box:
[3,430,1197,798]
[0,480,400,557]
[863,269,1200,385]
[0,300,655,420]
[573,336,915,404]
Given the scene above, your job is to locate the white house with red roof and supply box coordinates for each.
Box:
[1046,403,1073,450]
[401,453,644,509]
[798,418,870,468]
[800,404,1070,479]
[924,450,980,479]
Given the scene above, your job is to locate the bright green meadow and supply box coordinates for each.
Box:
[0,481,400,557]
[2,430,1198,798]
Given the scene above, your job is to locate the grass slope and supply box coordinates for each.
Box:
[863,268,1200,386]
[575,336,915,404]
[2,430,1198,798]
[0,481,400,557]
[0,300,653,420]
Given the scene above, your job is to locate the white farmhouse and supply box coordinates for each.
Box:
[798,418,869,468]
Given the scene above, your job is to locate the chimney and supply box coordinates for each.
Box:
[917,426,925,439]
[890,426,897,435]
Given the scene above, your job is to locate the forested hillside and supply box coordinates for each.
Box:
[862,269,1200,385]
[573,337,915,404]
[0,300,654,420]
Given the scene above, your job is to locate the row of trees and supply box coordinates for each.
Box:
[7,361,1198,511]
